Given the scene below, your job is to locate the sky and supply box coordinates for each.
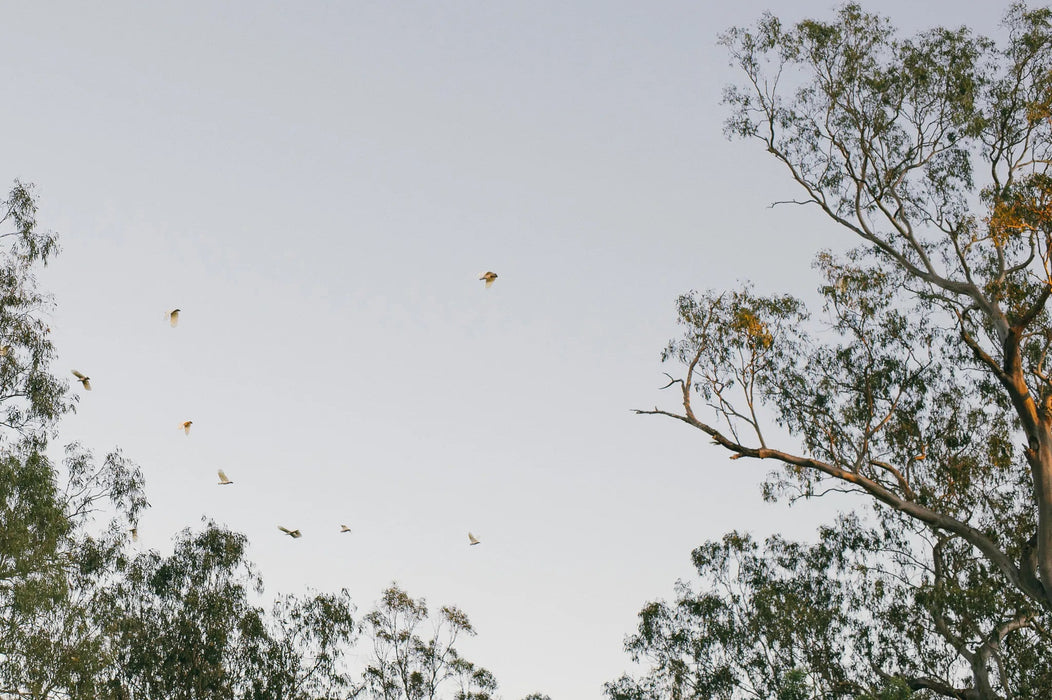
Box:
[0,1,1012,697]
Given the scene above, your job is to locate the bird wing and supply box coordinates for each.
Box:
[278,526,291,534]
[468,532,480,544]
[484,277,494,288]
[217,469,230,483]
[169,310,179,327]
[82,378,92,391]
[72,370,86,379]
[183,422,192,435]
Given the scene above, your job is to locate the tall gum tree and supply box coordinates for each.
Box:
[0,180,148,699]
[632,4,1052,698]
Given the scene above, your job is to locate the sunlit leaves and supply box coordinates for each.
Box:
[662,287,806,447]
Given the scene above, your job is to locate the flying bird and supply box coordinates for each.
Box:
[468,532,481,546]
[479,271,498,288]
[180,420,193,436]
[340,524,351,533]
[217,469,233,485]
[71,370,92,391]
[279,526,302,538]
[168,309,181,327]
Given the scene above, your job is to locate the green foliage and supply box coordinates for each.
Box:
[607,531,853,700]
[89,521,359,700]
[609,515,1052,698]
[0,180,151,699]
[90,526,493,700]
[362,584,497,700]
[99,522,263,698]
[238,589,358,699]
[0,180,68,448]
[628,3,1052,699]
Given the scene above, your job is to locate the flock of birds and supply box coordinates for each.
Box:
[71,272,500,548]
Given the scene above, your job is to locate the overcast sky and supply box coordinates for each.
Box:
[2,1,1010,697]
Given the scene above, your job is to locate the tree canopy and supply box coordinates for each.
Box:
[619,3,1052,699]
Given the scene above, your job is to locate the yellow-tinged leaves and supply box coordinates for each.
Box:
[986,174,1052,246]
[731,308,774,349]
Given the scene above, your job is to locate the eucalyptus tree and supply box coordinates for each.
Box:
[623,3,1052,699]
[0,181,147,699]
[361,584,497,700]
[0,180,64,448]
[97,522,272,699]
[96,519,365,700]
[0,446,146,700]
[236,589,358,700]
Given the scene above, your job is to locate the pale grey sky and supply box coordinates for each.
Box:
[2,1,1009,697]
